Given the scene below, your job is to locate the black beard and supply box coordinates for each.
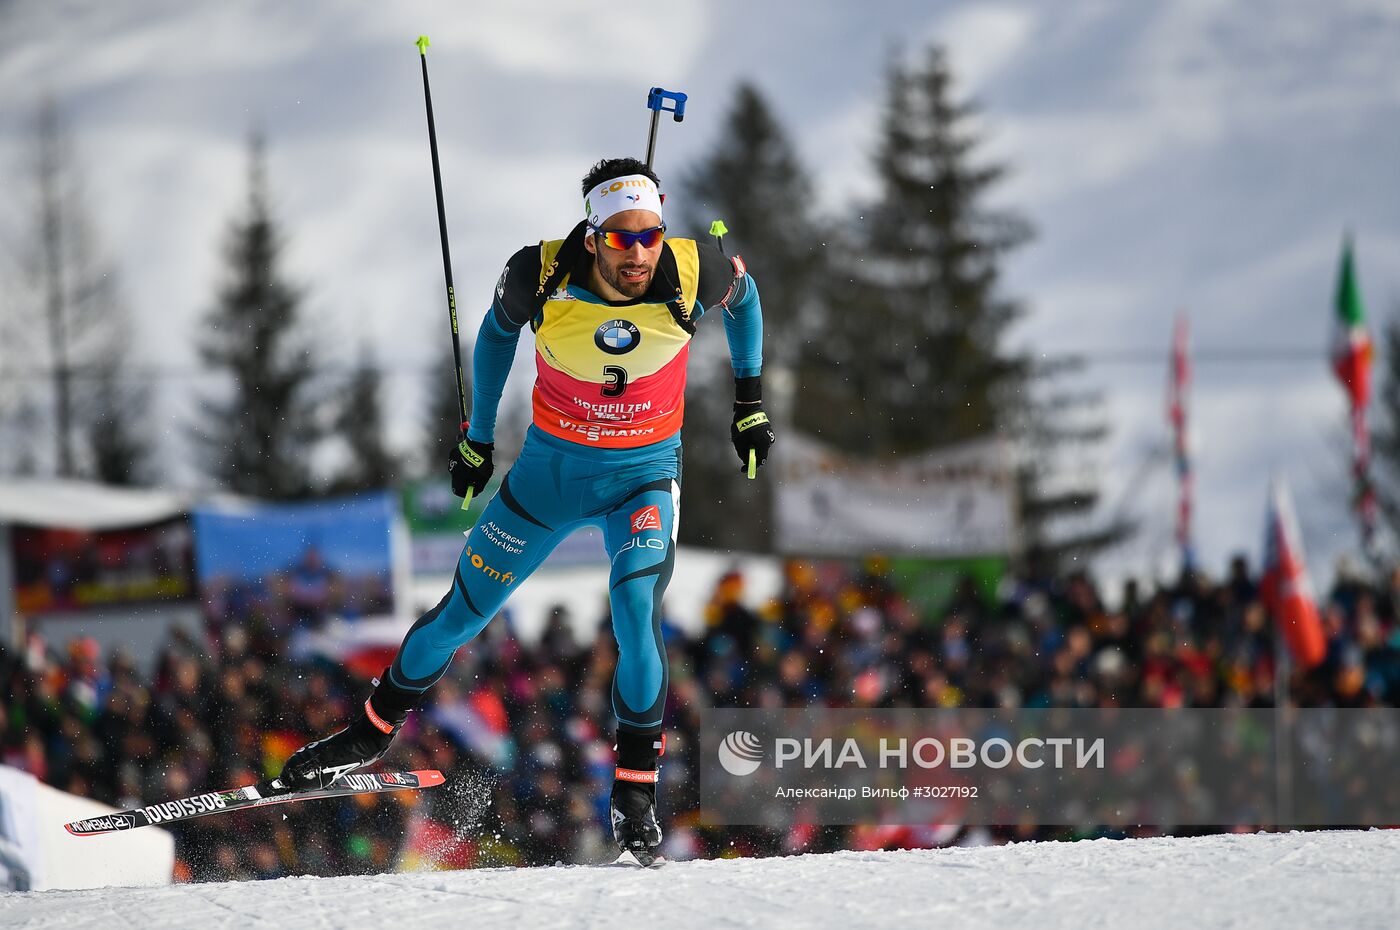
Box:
[600,258,652,299]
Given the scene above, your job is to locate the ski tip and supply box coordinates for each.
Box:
[63,822,77,836]
[412,769,447,788]
[612,849,667,868]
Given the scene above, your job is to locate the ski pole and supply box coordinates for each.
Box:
[415,36,473,511]
[645,89,760,480]
[644,88,687,168]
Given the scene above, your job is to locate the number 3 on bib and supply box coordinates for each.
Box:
[602,365,629,398]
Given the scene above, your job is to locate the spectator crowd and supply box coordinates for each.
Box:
[4,552,1400,881]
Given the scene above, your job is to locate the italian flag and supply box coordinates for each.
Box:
[1332,236,1372,410]
[1331,235,1376,539]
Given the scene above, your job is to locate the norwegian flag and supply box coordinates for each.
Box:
[1260,478,1326,670]
[1167,314,1193,570]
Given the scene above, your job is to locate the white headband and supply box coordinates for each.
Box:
[584,174,664,229]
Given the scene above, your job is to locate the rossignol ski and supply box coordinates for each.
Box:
[64,769,445,837]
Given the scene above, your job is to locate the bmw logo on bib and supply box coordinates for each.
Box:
[595,319,641,355]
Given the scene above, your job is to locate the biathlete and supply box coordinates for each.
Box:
[275,157,775,864]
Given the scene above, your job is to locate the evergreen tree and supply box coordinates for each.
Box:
[3,98,155,482]
[1014,355,1127,571]
[815,47,1032,455]
[192,133,321,499]
[329,345,400,493]
[419,338,469,478]
[678,83,826,549]
[86,341,156,486]
[816,46,1124,567]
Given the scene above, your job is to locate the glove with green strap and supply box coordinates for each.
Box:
[448,421,494,499]
[730,377,775,476]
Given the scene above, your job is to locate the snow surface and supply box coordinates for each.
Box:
[3,831,1396,929]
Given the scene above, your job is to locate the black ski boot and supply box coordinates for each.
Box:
[610,730,665,866]
[270,670,423,792]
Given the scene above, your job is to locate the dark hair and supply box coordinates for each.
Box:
[581,157,659,196]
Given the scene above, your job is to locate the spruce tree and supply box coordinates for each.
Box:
[816,46,1032,455]
[818,46,1124,567]
[420,338,469,478]
[329,345,400,493]
[192,133,321,499]
[678,83,825,549]
[87,345,156,486]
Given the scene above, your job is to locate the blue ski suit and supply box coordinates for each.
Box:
[390,233,762,736]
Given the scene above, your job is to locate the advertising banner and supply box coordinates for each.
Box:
[774,433,1017,558]
[193,492,396,628]
[10,517,195,615]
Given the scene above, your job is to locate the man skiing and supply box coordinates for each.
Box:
[274,157,773,865]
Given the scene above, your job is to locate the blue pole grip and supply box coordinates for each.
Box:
[646,87,688,122]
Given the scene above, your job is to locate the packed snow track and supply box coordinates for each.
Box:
[3,831,1396,929]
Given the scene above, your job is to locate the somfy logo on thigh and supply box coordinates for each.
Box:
[718,731,764,776]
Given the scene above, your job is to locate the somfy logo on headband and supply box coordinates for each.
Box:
[586,174,664,228]
[598,178,652,196]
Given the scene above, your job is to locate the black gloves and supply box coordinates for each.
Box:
[449,432,494,499]
[731,405,775,473]
[730,377,775,474]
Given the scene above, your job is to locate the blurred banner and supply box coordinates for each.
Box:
[400,478,605,577]
[193,493,395,628]
[773,433,1017,557]
[10,517,195,615]
[888,554,1007,615]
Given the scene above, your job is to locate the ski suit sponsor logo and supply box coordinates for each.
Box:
[142,792,228,824]
[465,545,514,584]
[571,396,652,423]
[613,535,665,563]
[557,419,656,443]
[480,521,526,555]
[496,264,509,301]
[536,255,559,299]
[595,319,641,355]
[631,505,662,534]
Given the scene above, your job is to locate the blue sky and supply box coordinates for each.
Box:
[2,0,1398,586]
